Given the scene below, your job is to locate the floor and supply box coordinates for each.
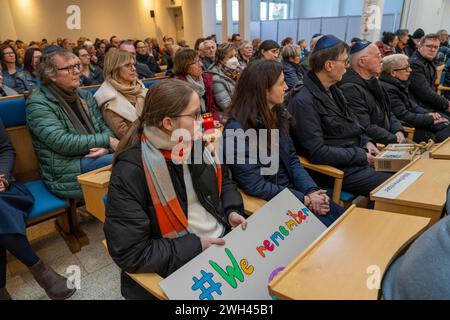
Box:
[5,209,124,300]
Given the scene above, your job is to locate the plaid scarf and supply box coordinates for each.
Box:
[141,126,222,239]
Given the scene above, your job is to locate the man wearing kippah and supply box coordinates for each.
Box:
[339,41,406,145]
[287,35,392,197]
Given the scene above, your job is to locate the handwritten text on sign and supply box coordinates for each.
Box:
[160,189,327,300]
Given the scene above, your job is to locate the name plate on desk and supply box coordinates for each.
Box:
[160,189,327,300]
[374,171,424,199]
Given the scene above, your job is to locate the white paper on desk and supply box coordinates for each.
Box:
[374,171,424,199]
[159,189,327,300]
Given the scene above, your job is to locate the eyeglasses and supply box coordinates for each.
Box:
[121,62,137,70]
[393,65,411,72]
[424,44,440,51]
[3,51,15,56]
[331,58,350,67]
[57,63,81,74]
[172,110,202,120]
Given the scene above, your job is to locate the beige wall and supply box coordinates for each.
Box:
[0,0,179,43]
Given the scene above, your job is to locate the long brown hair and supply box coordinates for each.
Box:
[114,79,198,163]
[227,59,283,132]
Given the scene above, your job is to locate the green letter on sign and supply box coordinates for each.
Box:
[209,248,245,289]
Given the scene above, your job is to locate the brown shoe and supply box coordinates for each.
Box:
[29,260,76,300]
[0,287,12,300]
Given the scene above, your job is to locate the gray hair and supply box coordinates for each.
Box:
[281,45,300,60]
[238,40,252,51]
[382,53,409,73]
[36,50,77,84]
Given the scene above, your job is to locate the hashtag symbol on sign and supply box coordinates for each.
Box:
[191,270,223,300]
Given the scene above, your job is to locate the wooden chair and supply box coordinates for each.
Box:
[7,125,88,253]
[102,240,168,300]
[435,65,450,95]
[403,126,415,141]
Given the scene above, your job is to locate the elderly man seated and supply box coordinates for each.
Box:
[380,54,450,143]
[26,50,118,199]
[339,41,406,145]
[200,40,217,71]
[409,34,450,116]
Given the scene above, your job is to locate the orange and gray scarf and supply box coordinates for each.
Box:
[141,126,222,239]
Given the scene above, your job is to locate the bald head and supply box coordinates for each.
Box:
[350,43,382,79]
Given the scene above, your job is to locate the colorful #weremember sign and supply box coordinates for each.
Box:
[160,189,327,300]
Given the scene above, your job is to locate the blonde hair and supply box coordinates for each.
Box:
[102,49,135,81]
[382,53,409,73]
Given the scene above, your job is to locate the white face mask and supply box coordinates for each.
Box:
[225,57,240,70]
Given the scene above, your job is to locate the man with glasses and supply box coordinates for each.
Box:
[119,41,154,79]
[25,50,118,200]
[339,41,406,146]
[288,35,392,197]
[409,34,450,116]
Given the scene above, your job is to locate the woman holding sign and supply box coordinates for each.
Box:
[104,79,246,300]
[223,59,345,227]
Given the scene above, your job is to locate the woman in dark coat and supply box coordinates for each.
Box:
[380,54,450,142]
[223,60,344,228]
[104,79,246,300]
[281,45,304,91]
[0,119,75,300]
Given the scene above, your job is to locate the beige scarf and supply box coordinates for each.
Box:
[108,78,146,116]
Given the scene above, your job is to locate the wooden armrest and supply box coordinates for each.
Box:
[238,189,267,215]
[403,127,415,133]
[299,157,344,179]
[438,85,450,91]
[102,240,168,300]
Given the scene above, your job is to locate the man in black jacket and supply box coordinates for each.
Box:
[409,34,450,115]
[288,35,392,197]
[339,41,406,145]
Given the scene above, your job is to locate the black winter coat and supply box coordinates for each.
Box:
[409,51,449,112]
[339,69,404,145]
[288,72,371,172]
[104,141,243,298]
[379,73,435,129]
[0,118,15,184]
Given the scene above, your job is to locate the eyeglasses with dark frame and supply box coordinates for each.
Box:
[331,57,350,67]
[172,109,202,121]
[393,64,411,72]
[57,63,81,74]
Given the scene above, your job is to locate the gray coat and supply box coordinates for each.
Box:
[208,66,236,112]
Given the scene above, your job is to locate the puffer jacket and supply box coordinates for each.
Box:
[208,65,236,112]
[26,85,114,199]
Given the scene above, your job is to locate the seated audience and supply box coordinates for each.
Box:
[396,29,410,55]
[382,213,450,300]
[409,33,450,115]
[224,60,345,227]
[0,65,19,97]
[287,35,393,197]
[119,41,154,79]
[254,40,280,61]
[237,41,253,69]
[147,38,162,63]
[83,41,98,66]
[281,45,304,90]
[208,43,240,113]
[62,38,75,52]
[281,37,294,47]
[339,41,406,145]
[0,118,76,301]
[95,40,107,69]
[375,32,398,57]
[252,38,262,51]
[95,50,147,139]
[173,49,220,121]
[22,48,42,91]
[73,47,104,87]
[405,28,425,57]
[301,34,323,73]
[26,51,118,199]
[104,79,245,300]
[200,40,217,71]
[380,54,450,142]
[438,29,450,48]
[231,33,243,48]
[298,39,309,60]
[0,44,31,94]
[135,40,162,74]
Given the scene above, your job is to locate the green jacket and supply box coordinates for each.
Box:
[26,85,114,199]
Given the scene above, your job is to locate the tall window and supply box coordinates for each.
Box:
[260,0,290,20]
[216,0,240,22]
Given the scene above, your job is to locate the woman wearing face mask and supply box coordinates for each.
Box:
[208,43,241,116]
